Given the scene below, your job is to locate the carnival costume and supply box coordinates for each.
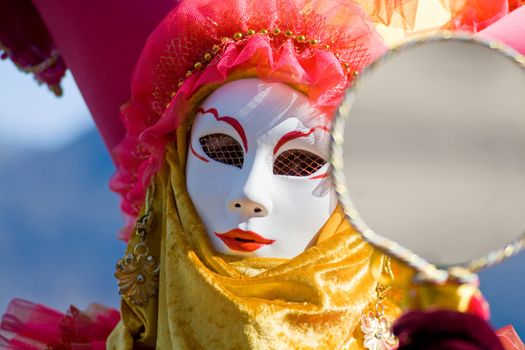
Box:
[1,0,525,349]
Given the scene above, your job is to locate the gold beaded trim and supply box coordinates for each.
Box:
[169,28,359,105]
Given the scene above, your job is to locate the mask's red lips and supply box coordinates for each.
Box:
[215,229,275,252]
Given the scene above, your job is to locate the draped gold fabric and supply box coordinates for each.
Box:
[107,120,407,349]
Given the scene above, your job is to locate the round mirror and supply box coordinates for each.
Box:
[332,34,525,282]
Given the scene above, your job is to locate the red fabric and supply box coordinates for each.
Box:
[0,0,66,95]
[444,0,514,32]
[496,326,525,350]
[467,292,491,321]
[0,299,120,350]
[109,0,387,240]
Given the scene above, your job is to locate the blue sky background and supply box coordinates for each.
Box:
[0,60,523,335]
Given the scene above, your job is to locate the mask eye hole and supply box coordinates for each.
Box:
[199,133,244,168]
[273,149,326,176]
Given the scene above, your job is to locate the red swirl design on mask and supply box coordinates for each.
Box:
[273,126,330,155]
[197,107,248,152]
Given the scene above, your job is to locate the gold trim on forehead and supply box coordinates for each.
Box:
[162,27,359,104]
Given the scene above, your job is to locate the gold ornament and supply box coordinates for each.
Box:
[115,183,159,306]
[361,308,398,350]
[360,257,398,350]
[194,61,203,70]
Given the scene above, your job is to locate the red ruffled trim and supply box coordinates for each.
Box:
[0,299,119,350]
[0,0,67,96]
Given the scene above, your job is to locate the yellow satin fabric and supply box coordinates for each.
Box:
[107,120,407,349]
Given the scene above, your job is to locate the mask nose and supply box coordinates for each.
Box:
[227,155,273,218]
[228,198,268,217]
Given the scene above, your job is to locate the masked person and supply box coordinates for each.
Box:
[1,0,524,349]
[107,1,404,348]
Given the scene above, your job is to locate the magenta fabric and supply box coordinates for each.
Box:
[0,0,66,94]
[0,299,120,350]
[31,0,179,154]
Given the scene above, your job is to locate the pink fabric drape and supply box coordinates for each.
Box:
[0,299,120,350]
[30,0,179,154]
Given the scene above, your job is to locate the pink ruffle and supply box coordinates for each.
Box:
[0,0,66,95]
[109,0,387,240]
[0,299,120,350]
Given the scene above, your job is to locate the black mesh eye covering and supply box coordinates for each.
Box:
[273,149,326,176]
[199,133,244,168]
[199,134,325,176]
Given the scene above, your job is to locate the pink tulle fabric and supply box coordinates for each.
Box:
[109,0,387,240]
[0,299,120,350]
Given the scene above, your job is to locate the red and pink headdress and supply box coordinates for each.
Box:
[109,0,388,239]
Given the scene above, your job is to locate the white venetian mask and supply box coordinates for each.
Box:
[186,79,337,258]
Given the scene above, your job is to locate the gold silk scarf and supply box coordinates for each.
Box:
[107,122,405,349]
